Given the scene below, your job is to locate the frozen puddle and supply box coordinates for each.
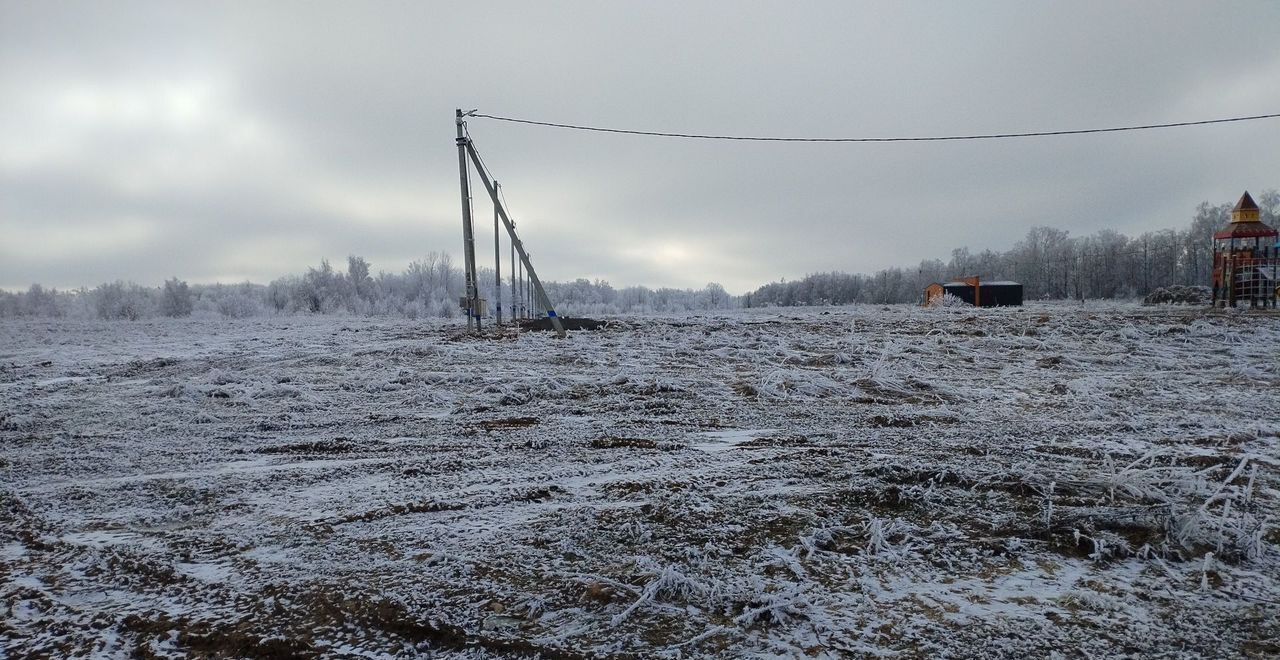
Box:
[690,428,779,452]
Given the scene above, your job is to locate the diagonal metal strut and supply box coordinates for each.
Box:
[463,138,567,338]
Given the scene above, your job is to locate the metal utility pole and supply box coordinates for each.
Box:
[462,139,566,337]
[452,110,565,336]
[494,180,502,326]
[455,109,481,331]
[510,221,517,321]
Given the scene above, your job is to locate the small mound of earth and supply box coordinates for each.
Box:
[1143,285,1210,306]
[519,317,608,331]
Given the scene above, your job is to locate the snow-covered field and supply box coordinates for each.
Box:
[2,302,1278,658]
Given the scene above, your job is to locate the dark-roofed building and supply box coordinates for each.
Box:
[924,277,1023,307]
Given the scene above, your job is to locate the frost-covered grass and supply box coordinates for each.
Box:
[2,302,1278,657]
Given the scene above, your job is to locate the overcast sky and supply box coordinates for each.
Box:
[3,1,1280,294]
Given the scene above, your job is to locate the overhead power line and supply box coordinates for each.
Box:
[463,122,518,223]
[471,111,1280,143]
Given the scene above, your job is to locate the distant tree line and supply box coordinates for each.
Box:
[4,192,1273,319]
[0,252,735,320]
[748,191,1279,306]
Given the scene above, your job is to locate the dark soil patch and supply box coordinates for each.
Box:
[257,438,356,455]
[477,417,540,431]
[325,499,464,526]
[867,415,917,428]
[110,357,181,378]
[591,437,658,449]
[520,317,608,331]
[1034,444,1096,459]
[739,435,809,448]
[120,589,600,660]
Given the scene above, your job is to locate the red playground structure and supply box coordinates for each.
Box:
[1212,191,1279,308]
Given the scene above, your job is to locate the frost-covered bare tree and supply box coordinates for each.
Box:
[159,278,193,317]
[20,284,62,317]
[347,256,375,310]
[92,282,154,320]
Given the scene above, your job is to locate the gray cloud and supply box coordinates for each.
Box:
[3,1,1280,293]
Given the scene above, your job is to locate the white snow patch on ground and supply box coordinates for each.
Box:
[174,562,234,583]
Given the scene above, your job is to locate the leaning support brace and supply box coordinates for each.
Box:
[463,139,567,338]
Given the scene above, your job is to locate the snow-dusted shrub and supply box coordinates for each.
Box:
[92,281,155,320]
[0,284,78,318]
[159,278,193,317]
[0,290,17,317]
[24,284,62,316]
[265,276,296,312]
[218,291,263,318]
